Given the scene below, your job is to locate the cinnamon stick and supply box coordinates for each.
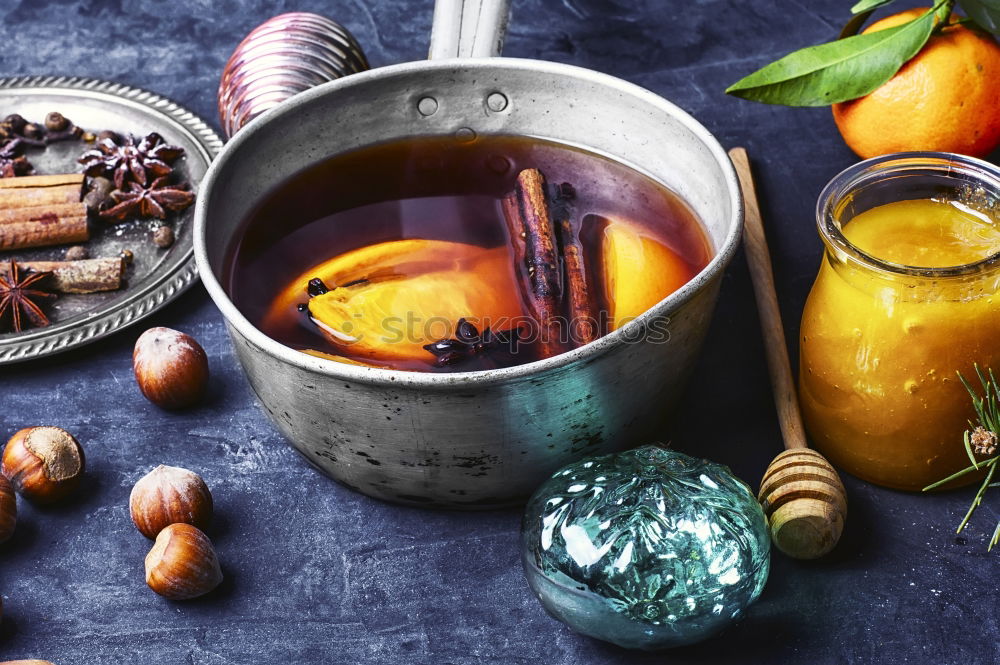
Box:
[502,168,564,357]
[0,212,89,250]
[0,173,85,188]
[0,173,84,208]
[556,217,598,346]
[0,202,88,224]
[2,258,124,293]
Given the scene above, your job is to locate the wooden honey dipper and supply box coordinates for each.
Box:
[729,147,847,560]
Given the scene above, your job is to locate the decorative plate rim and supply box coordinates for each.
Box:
[0,75,224,365]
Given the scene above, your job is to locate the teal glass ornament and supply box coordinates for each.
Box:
[521,445,770,650]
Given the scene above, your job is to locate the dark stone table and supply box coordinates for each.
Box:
[1,1,997,663]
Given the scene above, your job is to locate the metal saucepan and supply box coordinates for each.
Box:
[194,0,743,508]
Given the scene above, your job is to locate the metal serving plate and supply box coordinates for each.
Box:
[0,76,223,364]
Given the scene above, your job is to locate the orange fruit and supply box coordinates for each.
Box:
[832,8,1000,158]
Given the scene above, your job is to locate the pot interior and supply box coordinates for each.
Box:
[198,58,740,356]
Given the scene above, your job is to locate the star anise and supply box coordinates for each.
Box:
[0,138,35,178]
[78,132,184,189]
[99,176,196,221]
[422,318,523,367]
[0,259,57,333]
[0,154,33,177]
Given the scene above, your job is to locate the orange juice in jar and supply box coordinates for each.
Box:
[799,153,1000,490]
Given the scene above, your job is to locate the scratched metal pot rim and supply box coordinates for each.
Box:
[194,57,743,390]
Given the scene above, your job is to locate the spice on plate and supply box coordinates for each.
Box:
[64,245,90,261]
[0,174,90,250]
[0,205,89,251]
[0,173,86,206]
[152,224,174,248]
[100,176,195,221]
[78,132,184,189]
[0,139,34,177]
[83,179,113,212]
[0,258,57,333]
[5,258,125,294]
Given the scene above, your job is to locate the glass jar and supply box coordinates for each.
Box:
[799,153,1000,491]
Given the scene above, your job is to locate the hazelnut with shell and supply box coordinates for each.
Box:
[145,523,223,600]
[0,474,16,543]
[133,327,209,409]
[1,427,85,504]
[130,465,213,539]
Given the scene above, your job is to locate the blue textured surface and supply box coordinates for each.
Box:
[1,1,998,663]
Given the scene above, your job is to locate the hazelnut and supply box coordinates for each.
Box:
[1,427,85,504]
[133,327,209,409]
[152,225,174,248]
[144,523,222,600]
[64,245,89,261]
[130,465,212,539]
[0,474,15,543]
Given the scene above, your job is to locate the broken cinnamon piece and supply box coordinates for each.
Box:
[556,218,598,346]
[0,211,89,250]
[501,168,564,357]
[5,258,124,293]
[0,173,84,208]
[550,182,599,346]
[0,202,88,225]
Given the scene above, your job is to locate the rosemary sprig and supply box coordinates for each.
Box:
[924,365,1000,551]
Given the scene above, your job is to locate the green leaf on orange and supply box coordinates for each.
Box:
[850,0,897,15]
[725,6,938,106]
[958,0,1000,33]
[841,10,876,38]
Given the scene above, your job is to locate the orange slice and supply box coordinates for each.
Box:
[272,239,523,362]
[603,221,693,330]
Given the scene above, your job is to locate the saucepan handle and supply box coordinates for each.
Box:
[429,0,512,59]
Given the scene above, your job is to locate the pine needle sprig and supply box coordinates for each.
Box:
[924,365,1000,551]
